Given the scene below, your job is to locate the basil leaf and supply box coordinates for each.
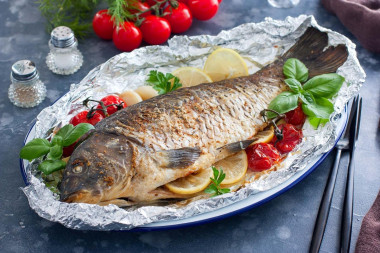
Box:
[303,73,345,98]
[47,145,63,160]
[51,135,63,147]
[20,138,51,161]
[308,117,329,129]
[267,91,299,118]
[299,91,316,104]
[302,97,334,119]
[55,124,74,139]
[283,58,308,82]
[285,78,303,93]
[62,123,94,146]
[38,160,66,175]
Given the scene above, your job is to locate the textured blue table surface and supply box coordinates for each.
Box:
[0,0,379,252]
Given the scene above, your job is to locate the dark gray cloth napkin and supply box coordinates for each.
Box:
[355,191,380,253]
[321,0,380,53]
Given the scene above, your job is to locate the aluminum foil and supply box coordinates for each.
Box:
[22,15,365,230]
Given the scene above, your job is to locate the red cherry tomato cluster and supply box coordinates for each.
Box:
[245,106,305,172]
[65,95,126,157]
[92,0,222,51]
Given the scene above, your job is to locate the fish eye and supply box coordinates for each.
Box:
[73,166,83,173]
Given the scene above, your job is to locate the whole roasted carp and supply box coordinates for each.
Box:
[60,27,348,206]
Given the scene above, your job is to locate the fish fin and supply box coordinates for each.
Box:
[218,139,257,153]
[155,147,201,169]
[283,27,348,77]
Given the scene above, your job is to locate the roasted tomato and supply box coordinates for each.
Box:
[96,95,127,117]
[285,104,306,127]
[246,143,280,172]
[271,124,303,154]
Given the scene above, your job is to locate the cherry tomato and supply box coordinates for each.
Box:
[163,3,192,34]
[271,124,303,154]
[188,0,219,21]
[92,10,114,40]
[145,0,165,7]
[140,15,171,45]
[113,21,142,52]
[128,1,151,20]
[69,111,104,126]
[177,0,188,4]
[96,95,127,117]
[63,142,77,157]
[246,143,281,172]
[285,104,306,127]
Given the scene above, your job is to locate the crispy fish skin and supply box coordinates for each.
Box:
[60,27,348,206]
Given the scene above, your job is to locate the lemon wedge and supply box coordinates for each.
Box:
[172,67,212,88]
[213,150,248,185]
[203,48,249,82]
[165,167,213,195]
[252,127,275,144]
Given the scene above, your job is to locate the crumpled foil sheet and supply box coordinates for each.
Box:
[22,15,365,230]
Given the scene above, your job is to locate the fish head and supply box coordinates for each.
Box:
[59,132,133,204]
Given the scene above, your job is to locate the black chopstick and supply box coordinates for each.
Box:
[340,96,362,253]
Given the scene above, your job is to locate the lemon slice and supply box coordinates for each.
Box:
[253,127,275,144]
[165,167,213,195]
[172,67,212,87]
[213,150,248,185]
[203,48,249,82]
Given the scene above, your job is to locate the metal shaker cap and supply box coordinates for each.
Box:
[11,60,38,81]
[50,26,76,48]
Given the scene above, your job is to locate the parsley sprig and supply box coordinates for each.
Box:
[146,70,182,95]
[204,166,231,197]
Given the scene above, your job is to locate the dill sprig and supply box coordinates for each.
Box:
[37,0,100,39]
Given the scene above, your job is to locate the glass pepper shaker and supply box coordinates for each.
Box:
[8,60,46,108]
[46,26,83,75]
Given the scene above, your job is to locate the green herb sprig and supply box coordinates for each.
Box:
[20,123,94,175]
[204,166,231,197]
[146,70,183,95]
[266,58,345,128]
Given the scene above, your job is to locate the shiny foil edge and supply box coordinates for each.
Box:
[22,15,365,230]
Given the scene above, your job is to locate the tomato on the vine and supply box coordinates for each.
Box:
[96,95,127,117]
[163,3,192,34]
[128,1,151,19]
[140,15,171,45]
[188,0,219,21]
[92,10,114,40]
[69,111,104,126]
[285,104,306,126]
[113,21,142,52]
[271,124,303,154]
[246,143,280,172]
[145,0,165,7]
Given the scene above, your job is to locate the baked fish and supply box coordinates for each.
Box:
[59,27,348,206]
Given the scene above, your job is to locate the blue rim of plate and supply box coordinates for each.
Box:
[20,104,347,232]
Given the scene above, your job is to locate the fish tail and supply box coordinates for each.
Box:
[283,27,348,77]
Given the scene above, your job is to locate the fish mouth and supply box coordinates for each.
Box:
[60,190,101,204]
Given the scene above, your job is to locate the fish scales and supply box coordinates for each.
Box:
[60,27,348,206]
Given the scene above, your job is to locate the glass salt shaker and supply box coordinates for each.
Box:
[8,60,46,108]
[46,26,83,75]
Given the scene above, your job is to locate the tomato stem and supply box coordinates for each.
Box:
[260,109,285,142]
[83,97,125,117]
